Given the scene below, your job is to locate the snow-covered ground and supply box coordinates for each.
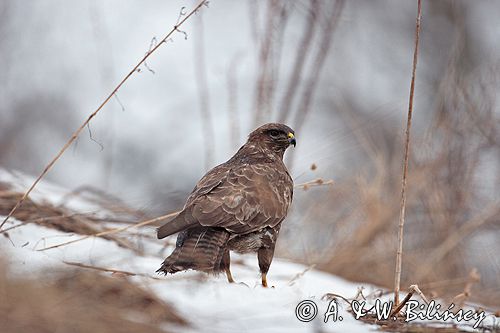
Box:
[1,168,497,332]
[4,220,374,332]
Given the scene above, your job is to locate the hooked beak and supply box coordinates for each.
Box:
[288,132,296,147]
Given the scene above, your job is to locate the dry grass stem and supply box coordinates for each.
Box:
[287,264,316,286]
[391,284,430,318]
[294,178,334,190]
[63,261,162,280]
[451,268,481,308]
[37,210,179,252]
[0,0,209,231]
[393,0,422,306]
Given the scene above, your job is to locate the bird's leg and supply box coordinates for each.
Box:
[261,272,268,288]
[226,268,235,283]
[258,247,275,288]
[220,249,235,283]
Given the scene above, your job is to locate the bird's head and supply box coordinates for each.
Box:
[247,123,296,156]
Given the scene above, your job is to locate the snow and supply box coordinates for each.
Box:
[2,215,374,333]
[1,169,497,332]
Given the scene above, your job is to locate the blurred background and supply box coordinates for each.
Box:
[0,0,499,307]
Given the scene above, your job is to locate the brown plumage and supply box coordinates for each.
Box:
[156,123,296,287]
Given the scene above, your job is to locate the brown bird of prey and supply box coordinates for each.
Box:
[156,123,296,287]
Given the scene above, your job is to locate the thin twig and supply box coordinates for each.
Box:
[391,291,413,317]
[287,264,316,286]
[322,292,352,306]
[354,286,366,301]
[393,0,422,306]
[294,178,334,190]
[63,261,162,280]
[0,0,208,231]
[391,284,429,317]
[411,284,430,305]
[36,210,179,251]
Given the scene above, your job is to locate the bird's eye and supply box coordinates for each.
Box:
[269,130,280,138]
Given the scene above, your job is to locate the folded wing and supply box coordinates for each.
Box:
[157,162,292,239]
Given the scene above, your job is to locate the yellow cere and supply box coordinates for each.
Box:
[288,132,295,139]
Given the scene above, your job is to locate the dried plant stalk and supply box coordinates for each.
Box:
[291,0,344,131]
[0,0,208,230]
[36,210,179,252]
[63,261,162,280]
[277,0,319,123]
[394,0,422,306]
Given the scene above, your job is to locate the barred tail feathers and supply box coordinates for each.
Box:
[157,227,230,274]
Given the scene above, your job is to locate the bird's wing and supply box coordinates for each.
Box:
[157,163,231,239]
[186,162,293,234]
[185,164,231,207]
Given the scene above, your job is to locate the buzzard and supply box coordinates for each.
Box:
[157,123,296,287]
